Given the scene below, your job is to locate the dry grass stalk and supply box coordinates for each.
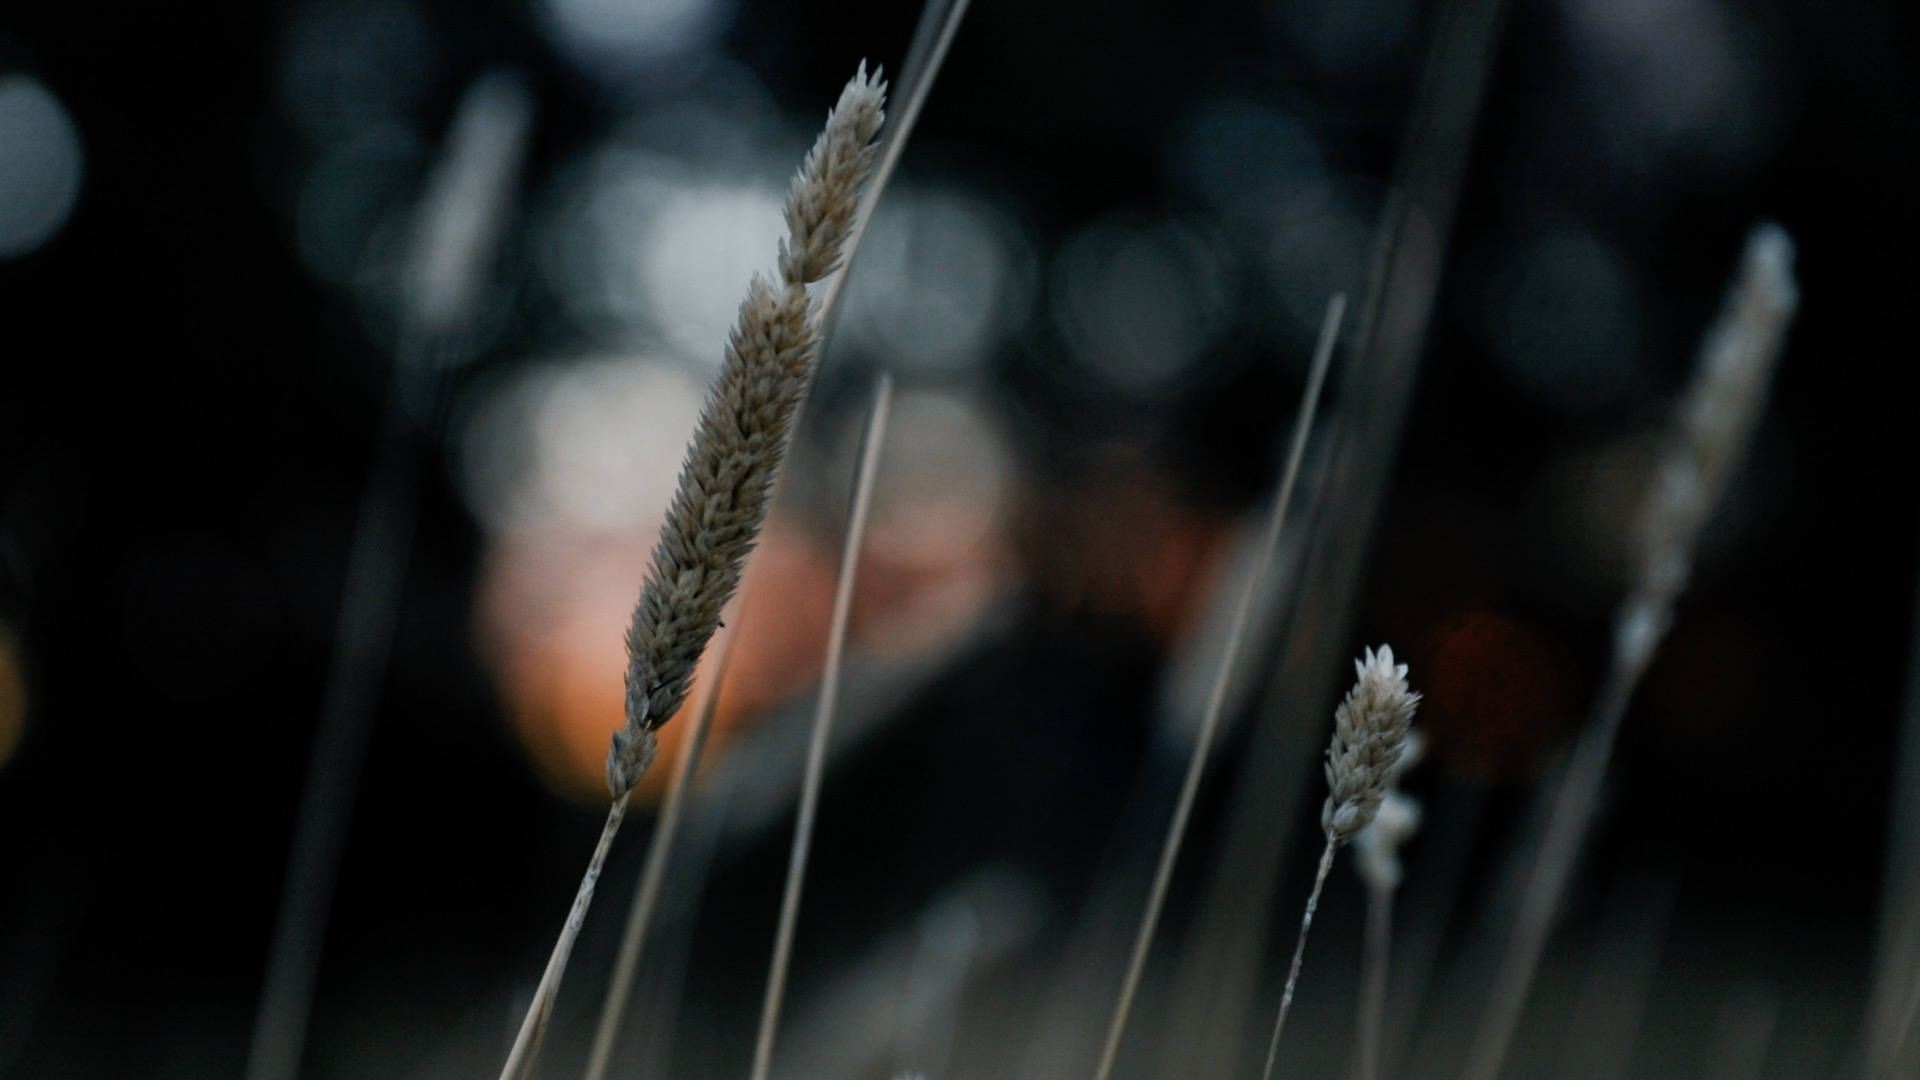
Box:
[750,373,895,1080]
[815,0,974,332]
[586,8,982,1062]
[612,65,887,797]
[1352,856,1399,1080]
[1090,293,1345,1080]
[1460,222,1798,1080]
[1552,866,1677,1080]
[499,799,633,1080]
[496,67,887,1080]
[1869,889,1920,1079]
[1350,733,1423,1080]
[1870,711,1920,1077]
[406,70,535,340]
[581,621,739,1080]
[1702,984,1780,1080]
[246,71,532,1080]
[1157,7,1512,1071]
[1870,570,1920,1078]
[1263,646,1420,1080]
[1614,223,1800,678]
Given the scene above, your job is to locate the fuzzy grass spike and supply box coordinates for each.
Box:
[612,66,886,796]
[1263,646,1420,1080]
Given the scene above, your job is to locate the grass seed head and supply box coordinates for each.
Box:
[1617,223,1797,674]
[1323,645,1421,847]
[778,62,887,288]
[609,68,888,798]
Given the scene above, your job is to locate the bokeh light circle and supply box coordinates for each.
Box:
[1050,213,1236,392]
[0,76,84,259]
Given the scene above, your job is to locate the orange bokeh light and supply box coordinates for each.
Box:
[1417,611,1577,784]
[474,508,1010,805]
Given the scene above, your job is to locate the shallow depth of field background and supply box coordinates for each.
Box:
[0,0,1916,1077]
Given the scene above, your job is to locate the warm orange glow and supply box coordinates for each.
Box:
[474,510,1008,805]
[0,627,25,771]
[1011,455,1234,649]
[1417,611,1576,784]
[462,365,1019,803]
[477,522,815,803]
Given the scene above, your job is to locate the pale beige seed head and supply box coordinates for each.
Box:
[779,62,887,288]
[613,277,815,792]
[1322,645,1421,847]
[606,724,658,802]
[609,66,888,798]
[1618,224,1797,673]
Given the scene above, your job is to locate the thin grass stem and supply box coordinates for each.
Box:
[1564,866,1677,1080]
[246,351,425,1080]
[816,0,973,334]
[1867,535,1920,1079]
[1090,293,1345,1080]
[1460,224,1795,1080]
[1353,883,1394,1080]
[1156,5,1511,1071]
[499,800,629,1080]
[245,73,530,1080]
[1263,839,1339,1080]
[748,373,895,1080]
[582,624,741,1080]
[1702,985,1779,1080]
[1458,662,1633,1080]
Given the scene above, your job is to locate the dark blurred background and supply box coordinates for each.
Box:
[0,0,1916,1077]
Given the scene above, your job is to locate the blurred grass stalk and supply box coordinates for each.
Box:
[1091,292,1342,1080]
[749,374,893,1080]
[1157,1,1512,1074]
[1350,733,1424,1080]
[1866,553,1920,1078]
[581,623,738,1080]
[584,3,972,1072]
[501,64,892,1080]
[1262,648,1421,1080]
[1460,223,1799,1080]
[244,70,532,1080]
[1551,863,1678,1080]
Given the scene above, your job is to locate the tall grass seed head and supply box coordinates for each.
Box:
[609,66,888,799]
[1323,645,1421,847]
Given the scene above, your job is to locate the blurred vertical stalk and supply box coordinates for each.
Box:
[244,71,531,1080]
[749,373,894,1080]
[1461,225,1796,1080]
[1867,545,1920,1079]
[1353,881,1393,1080]
[1091,294,1344,1080]
[1702,984,1779,1080]
[816,0,974,339]
[1351,740,1426,1080]
[1156,0,1511,1075]
[1552,864,1678,1080]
